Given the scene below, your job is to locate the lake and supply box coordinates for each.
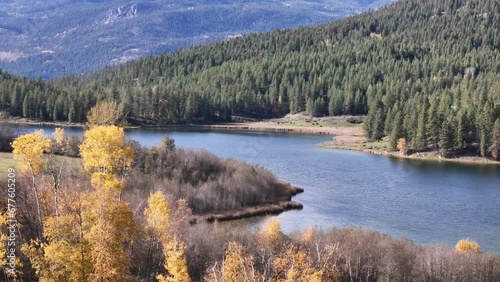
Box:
[12,124,500,252]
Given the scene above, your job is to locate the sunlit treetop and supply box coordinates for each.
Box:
[11,129,52,175]
[79,125,135,192]
[456,238,481,253]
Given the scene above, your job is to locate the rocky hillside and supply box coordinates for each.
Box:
[0,0,392,79]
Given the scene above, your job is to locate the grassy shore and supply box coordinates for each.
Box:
[2,117,84,127]
[318,136,500,165]
[0,152,16,179]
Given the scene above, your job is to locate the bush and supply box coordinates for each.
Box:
[346,116,364,124]
[455,238,481,253]
[128,144,284,214]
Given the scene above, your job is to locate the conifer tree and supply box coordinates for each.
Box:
[438,119,453,158]
[389,105,403,150]
[490,118,500,160]
[454,110,468,154]
[372,108,386,141]
[414,99,428,151]
[479,103,492,157]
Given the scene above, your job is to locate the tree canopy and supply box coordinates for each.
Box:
[0,0,499,158]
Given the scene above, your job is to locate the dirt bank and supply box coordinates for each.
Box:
[319,141,500,165]
[191,180,304,223]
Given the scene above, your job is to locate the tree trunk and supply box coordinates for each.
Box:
[29,162,43,238]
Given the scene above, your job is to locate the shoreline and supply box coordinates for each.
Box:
[190,200,303,224]
[1,118,85,128]
[189,181,304,223]
[318,141,500,166]
[3,118,499,165]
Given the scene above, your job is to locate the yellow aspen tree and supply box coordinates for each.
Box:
[204,242,262,282]
[0,212,23,279]
[23,214,92,282]
[0,212,8,273]
[272,245,323,282]
[84,189,136,281]
[222,242,261,282]
[23,182,93,282]
[86,101,126,127]
[158,239,190,282]
[455,238,481,253]
[145,192,190,282]
[302,227,315,244]
[145,191,171,240]
[396,138,409,155]
[79,126,136,280]
[11,129,52,236]
[257,218,283,252]
[79,125,134,194]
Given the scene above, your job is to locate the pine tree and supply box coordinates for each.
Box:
[426,98,440,150]
[479,103,492,157]
[438,119,452,158]
[389,111,403,151]
[414,101,428,151]
[372,107,385,141]
[490,118,500,160]
[22,94,30,118]
[306,97,314,116]
[454,110,468,155]
[363,98,385,141]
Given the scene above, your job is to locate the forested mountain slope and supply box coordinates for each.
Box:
[1,0,500,158]
[0,0,391,79]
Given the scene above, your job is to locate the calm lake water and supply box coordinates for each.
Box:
[12,124,500,252]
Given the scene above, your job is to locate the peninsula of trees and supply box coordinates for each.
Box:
[0,0,499,160]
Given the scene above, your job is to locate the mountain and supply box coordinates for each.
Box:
[0,0,392,79]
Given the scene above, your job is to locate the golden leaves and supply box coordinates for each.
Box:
[224,242,260,282]
[396,137,408,155]
[145,192,190,282]
[0,212,8,269]
[455,238,481,253]
[86,101,126,127]
[158,239,190,282]
[272,245,323,282]
[258,218,283,251]
[11,129,52,175]
[79,125,134,192]
[302,227,315,243]
[83,189,136,281]
[145,191,171,240]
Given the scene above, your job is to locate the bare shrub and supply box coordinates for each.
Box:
[129,144,283,214]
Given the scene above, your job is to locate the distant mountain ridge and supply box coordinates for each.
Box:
[0,0,393,79]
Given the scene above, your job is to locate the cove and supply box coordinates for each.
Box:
[14,124,500,252]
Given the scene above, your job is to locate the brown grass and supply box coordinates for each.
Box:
[0,152,16,180]
[191,200,303,223]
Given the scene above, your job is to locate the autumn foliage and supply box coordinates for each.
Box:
[455,238,481,253]
[145,191,190,282]
[79,125,134,192]
[11,130,51,175]
[86,100,126,127]
[396,137,409,155]
[4,125,500,282]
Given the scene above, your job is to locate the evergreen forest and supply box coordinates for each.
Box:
[0,0,499,158]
